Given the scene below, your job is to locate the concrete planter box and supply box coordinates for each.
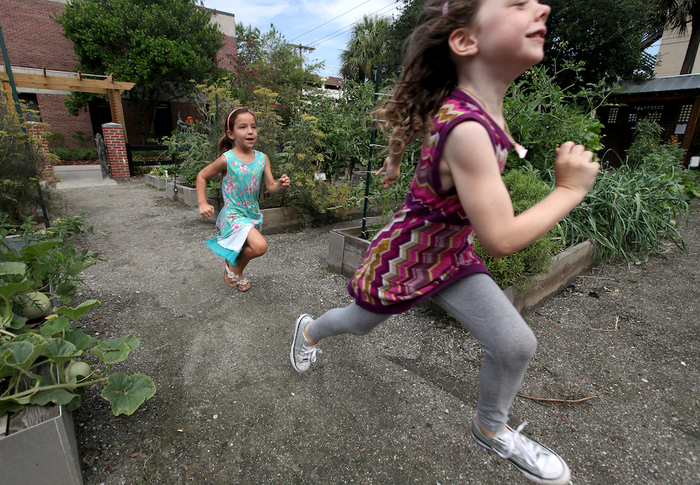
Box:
[0,405,83,485]
[145,174,166,190]
[328,226,595,314]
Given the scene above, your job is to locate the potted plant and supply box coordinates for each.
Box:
[0,215,156,484]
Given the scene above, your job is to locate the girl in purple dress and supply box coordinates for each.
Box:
[290,1,599,483]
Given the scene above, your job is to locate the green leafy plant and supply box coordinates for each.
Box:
[49,147,98,161]
[163,120,216,187]
[505,61,619,175]
[0,215,102,303]
[278,113,354,217]
[0,94,54,225]
[474,168,564,290]
[303,80,380,180]
[0,215,155,416]
[560,125,690,263]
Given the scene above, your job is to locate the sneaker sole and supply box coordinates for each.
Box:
[290,314,309,373]
[470,429,571,485]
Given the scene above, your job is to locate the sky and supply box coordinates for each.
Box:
[201,0,403,78]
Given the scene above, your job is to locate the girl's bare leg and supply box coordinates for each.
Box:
[227,227,267,276]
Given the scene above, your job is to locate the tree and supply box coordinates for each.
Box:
[231,23,322,124]
[381,0,427,78]
[340,15,392,83]
[542,0,664,86]
[54,0,224,141]
[656,0,700,74]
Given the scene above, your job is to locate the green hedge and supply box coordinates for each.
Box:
[49,147,98,161]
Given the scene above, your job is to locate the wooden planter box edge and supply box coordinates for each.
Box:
[328,227,595,314]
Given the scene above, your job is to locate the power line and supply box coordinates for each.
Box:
[290,0,372,42]
[309,0,399,48]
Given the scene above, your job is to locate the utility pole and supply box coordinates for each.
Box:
[287,43,315,69]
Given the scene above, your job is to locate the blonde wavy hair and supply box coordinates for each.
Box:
[374,0,482,153]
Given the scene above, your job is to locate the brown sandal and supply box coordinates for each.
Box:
[224,264,238,287]
[236,277,251,292]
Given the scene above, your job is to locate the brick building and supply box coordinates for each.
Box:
[0,0,236,146]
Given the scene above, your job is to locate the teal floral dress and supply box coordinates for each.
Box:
[205,149,265,265]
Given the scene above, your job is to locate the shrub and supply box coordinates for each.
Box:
[505,61,617,176]
[0,94,53,225]
[303,81,380,179]
[474,168,564,290]
[560,121,690,263]
[49,147,98,161]
[277,113,354,216]
[163,119,215,187]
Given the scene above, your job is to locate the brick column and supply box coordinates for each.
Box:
[26,122,56,185]
[102,123,130,179]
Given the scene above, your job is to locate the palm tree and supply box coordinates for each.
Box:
[340,16,391,83]
[657,0,700,74]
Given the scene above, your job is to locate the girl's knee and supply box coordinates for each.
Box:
[248,239,268,258]
[512,328,537,363]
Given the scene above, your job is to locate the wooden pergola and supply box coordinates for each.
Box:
[0,67,135,141]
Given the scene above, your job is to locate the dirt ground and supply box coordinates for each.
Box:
[53,178,698,485]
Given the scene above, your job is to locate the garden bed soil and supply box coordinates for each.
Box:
[54,178,699,485]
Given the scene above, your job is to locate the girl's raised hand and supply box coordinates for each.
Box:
[199,202,215,218]
[554,142,600,197]
[376,154,401,189]
[278,174,290,189]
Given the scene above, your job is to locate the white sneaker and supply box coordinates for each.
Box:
[290,314,321,373]
[471,418,571,484]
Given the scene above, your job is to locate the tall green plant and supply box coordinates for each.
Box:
[303,81,380,180]
[277,114,353,216]
[561,127,689,263]
[0,96,53,225]
[505,61,618,177]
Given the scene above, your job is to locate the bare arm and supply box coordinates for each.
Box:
[442,122,599,258]
[196,155,227,218]
[375,142,406,188]
[262,154,290,195]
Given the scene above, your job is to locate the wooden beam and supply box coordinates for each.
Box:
[682,96,700,166]
[108,89,129,143]
[0,72,134,94]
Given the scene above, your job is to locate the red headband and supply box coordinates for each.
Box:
[226,108,255,130]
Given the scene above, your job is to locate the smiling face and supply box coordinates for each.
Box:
[472,0,551,71]
[227,112,257,149]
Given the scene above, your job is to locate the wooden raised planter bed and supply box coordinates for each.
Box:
[328,226,595,314]
[0,405,83,485]
[145,175,382,234]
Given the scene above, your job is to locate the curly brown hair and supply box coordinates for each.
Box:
[374,0,482,154]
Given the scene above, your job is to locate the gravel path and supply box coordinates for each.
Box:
[56,179,699,484]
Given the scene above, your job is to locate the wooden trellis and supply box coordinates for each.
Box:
[0,68,135,142]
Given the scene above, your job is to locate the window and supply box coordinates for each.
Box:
[18,93,41,122]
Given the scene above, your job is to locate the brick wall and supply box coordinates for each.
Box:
[36,94,94,147]
[102,123,129,179]
[2,0,77,72]
[27,122,56,184]
[3,0,235,156]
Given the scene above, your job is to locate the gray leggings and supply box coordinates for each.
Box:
[306,272,537,433]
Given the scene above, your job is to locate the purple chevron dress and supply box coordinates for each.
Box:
[348,88,512,314]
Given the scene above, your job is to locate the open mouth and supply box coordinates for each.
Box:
[526,29,546,40]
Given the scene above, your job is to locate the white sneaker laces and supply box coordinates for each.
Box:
[499,421,539,468]
[301,344,322,363]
